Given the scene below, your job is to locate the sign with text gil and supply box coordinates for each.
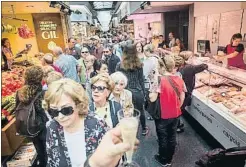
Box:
[32,13,65,53]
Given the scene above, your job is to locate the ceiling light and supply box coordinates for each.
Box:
[26,5,34,8]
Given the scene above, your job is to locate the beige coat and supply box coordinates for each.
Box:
[109,89,134,110]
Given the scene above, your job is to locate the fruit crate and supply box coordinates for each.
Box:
[1,118,25,156]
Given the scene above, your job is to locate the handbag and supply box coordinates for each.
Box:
[146,77,161,120]
[146,93,161,120]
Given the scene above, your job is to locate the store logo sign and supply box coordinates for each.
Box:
[42,31,58,39]
[194,105,212,124]
[222,130,240,147]
[39,21,59,39]
[32,13,65,53]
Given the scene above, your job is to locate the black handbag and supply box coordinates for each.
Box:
[146,93,161,120]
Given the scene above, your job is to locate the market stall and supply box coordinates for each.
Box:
[1,1,69,158]
[187,57,246,149]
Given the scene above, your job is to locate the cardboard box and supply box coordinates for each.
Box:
[7,143,37,167]
[1,118,25,156]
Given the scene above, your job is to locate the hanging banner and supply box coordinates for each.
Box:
[32,13,65,53]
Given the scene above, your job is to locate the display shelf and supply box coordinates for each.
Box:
[187,90,246,149]
[193,90,246,133]
[191,57,246,85]
[187,57,246,148]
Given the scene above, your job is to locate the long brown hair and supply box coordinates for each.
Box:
[18,66,44,103]
[120,44,143,70]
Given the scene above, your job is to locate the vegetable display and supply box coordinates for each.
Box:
[1,66,26,128]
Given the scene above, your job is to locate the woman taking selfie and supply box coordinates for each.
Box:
[44,78,108,167]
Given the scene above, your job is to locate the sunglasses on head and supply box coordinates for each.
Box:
[91,85,107,93]
[82,51,89,54]
[48,106,74,118]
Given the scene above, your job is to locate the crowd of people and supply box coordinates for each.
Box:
[11,30,210,167]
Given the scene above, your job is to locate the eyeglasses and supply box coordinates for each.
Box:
[91,85,107,93]
[82,51,89,54]
[48,106,74,118]
[103,51,109,53]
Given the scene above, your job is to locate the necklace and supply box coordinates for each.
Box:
[94,102,109,120]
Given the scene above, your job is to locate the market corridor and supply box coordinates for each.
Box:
[134,113,219,167]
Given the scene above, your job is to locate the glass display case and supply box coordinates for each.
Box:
[187,57,246,149]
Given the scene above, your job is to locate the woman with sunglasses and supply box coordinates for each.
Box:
[109,72,134,111]
[78,47,90,85]
[89,73,122,128]
[44,78,108,167]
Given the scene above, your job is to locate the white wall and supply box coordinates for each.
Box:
[193,2,245,54]
[194,2,242,17]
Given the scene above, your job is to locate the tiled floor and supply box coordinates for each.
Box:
[133,112,222,167]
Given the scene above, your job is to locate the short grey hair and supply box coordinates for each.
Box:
[110,72,128,87]
[52,46,63,56]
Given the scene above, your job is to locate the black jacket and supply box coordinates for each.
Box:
[179,63,208,94]
[105,54,120,75]
[116,65,145,96]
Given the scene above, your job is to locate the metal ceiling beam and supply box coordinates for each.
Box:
[89,1,94,9]
[94,8,115,11]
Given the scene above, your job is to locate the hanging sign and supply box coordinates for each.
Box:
[32,13,65,53]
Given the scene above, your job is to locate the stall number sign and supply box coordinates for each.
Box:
[39,21,58,39]
[32,13,65,53]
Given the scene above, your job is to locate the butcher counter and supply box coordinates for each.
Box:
[187,57,246,149]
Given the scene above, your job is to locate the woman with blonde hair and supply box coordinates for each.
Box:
[42,65,55,90]
[46,71,63,85]
[109,72,134,111]
[116,44,148,136]
[44,78,108,167]
[89,73,122,128]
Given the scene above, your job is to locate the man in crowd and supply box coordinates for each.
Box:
[92,36,104,59]
[65,37,81,60]
[158,35,168,49]
[169,32,176,48]
[103,45,120,75]
[87,38,96,55]
[53,46,81,83]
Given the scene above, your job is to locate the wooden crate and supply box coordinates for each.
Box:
[1,118,25,156]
